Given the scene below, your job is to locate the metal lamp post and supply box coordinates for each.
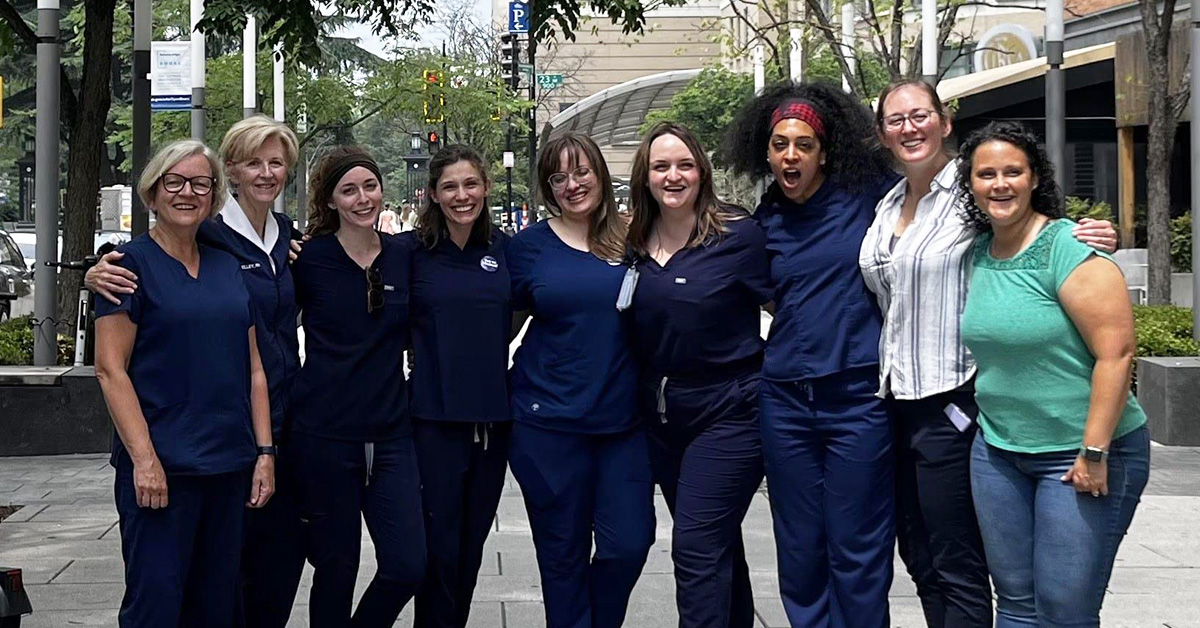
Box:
[1045,0,1065,190]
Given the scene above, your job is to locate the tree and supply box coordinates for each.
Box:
[1139,0,1188,304]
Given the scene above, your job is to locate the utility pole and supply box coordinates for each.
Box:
[32,0,59,365]
[922,0,937,85]
[132,0,151,237]
[841,3,856,93]
[1190,1,1200,339]
[243,15,256,118]
[501,32,519,231]
[442,41,449,148]
[1045,0,1065,190]
[190,0,205,140]
[273,44,284,214]
[527,33,537,223]
[296,107,308,228]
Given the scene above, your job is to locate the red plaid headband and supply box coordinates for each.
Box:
[769,101,826,141]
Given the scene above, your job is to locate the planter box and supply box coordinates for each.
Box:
[0,366,112,456]
[1137,357,1200,446]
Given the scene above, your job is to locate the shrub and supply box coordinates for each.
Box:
[0,316,72,365]
[1132,305,1198,358]
[1170,213,1192,273]
[1065,197,1115,223]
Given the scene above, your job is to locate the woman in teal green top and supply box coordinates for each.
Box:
[957,122,1149,628]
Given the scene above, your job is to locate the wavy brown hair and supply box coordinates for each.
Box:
[417,144,494,248]
[305,146,380,237]
[536,132,627,262]
[628,122,746,257]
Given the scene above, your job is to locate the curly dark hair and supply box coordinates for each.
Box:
[721,80,892,190]
[956,121,1064,232]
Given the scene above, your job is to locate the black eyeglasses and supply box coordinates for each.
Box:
[366,266,384,314]
[159,173,216,196]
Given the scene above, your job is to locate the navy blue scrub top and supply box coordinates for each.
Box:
[754,177,895,381]
[96,234,257,476]
[199,214,299,440]
[630,211,772,378]
[290,232,413,442]
[507,221,638,434]
[403,227,511,423]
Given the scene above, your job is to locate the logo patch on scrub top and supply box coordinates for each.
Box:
[675,277,687,285]
[384,285,396,292]
[480,255,499,272]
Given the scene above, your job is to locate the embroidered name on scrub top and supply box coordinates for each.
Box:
[241,262,262,270]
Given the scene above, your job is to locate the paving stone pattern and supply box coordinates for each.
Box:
[2,445,1199,627]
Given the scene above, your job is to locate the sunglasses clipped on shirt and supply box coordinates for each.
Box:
[366,266,384,314]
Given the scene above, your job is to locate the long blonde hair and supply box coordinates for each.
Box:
[537,132,627,262]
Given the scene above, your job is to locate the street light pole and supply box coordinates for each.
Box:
[527,32,537,223]
[273,44,284,214]
[922,0,937,85]
[33,0,60,365]
[243,15,256,118]
[190,0,205,140]
[131,0,151,237]
[842,3,856,93]
[1045,0,1065,191]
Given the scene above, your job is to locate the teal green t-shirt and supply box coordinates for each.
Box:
[961,219,1146,453]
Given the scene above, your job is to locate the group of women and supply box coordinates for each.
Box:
[90,77,1148,628]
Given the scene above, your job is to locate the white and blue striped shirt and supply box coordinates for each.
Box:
[859,159,977,400]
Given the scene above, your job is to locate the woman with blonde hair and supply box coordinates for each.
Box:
[95,139,275,626]
[506,131,655,628]
[88,115,306,628]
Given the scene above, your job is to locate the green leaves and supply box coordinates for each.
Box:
[1133,305,1199,358]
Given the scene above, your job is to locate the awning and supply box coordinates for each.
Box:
[936,42,1115,102]
[544,68,704,147]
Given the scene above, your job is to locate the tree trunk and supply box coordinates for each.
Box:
[1141,0,1179,305]
[57,0,116,328]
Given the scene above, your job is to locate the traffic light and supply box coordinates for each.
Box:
[427,131,439,145]
[499,33,521,90]
[423,68,445,124]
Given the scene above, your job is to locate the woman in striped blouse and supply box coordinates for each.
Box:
[857,79,1117,628]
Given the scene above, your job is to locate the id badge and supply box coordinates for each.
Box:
[616,264,639,311]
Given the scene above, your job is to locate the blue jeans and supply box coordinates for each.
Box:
[970,427,1149,628]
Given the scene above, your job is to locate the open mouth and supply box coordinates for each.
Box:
[566,190,589,203]
[351,207,376,217]
[900,138,924,149]
[450,204,477,215]
[988,195,1015,204]
[780,168,803,186]
[172,203,198,211]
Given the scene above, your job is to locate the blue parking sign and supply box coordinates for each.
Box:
[508,1,529,33]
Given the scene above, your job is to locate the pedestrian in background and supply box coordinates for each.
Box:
[507,131,655,628]
[403,144,512,628]
[724,81,898,628]
[291,146,425,627]
[94,138,275,627]
[87,115,307,628]
[958,121,1149,628]
[626,121,771,628]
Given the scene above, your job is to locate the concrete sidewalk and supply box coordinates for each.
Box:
[2,446,1199,627]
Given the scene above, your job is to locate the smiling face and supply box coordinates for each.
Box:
[550,149,602,219]
[647,133,701,214]
[880,85,952,167]
[152,153,215,228]
[329,166,384,230]
[432,160,490,230]
[969,140,1038,228]
[767,118,825,202]
[227,136,288,209]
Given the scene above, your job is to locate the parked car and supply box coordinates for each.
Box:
[0,231,34,322]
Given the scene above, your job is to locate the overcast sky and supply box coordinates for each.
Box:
[335,0,493,59]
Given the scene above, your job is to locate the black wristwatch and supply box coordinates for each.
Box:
[1079,446,1108,463]
[257,445,278,457]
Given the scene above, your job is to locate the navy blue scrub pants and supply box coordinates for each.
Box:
[291,432,426,628]
[759,366,895,628]
[114,456,249,628]
[890,383,991,628]
[647,373,764,628]
[237,447,306,628]
[508,422,656,628]
[412,418,513,628]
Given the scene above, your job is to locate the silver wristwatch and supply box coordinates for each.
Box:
[1079,446,1109,463]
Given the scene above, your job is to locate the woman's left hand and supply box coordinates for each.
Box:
[1073,218,1119,253]
[247,455,275,508]
[1062,456,1109,497]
